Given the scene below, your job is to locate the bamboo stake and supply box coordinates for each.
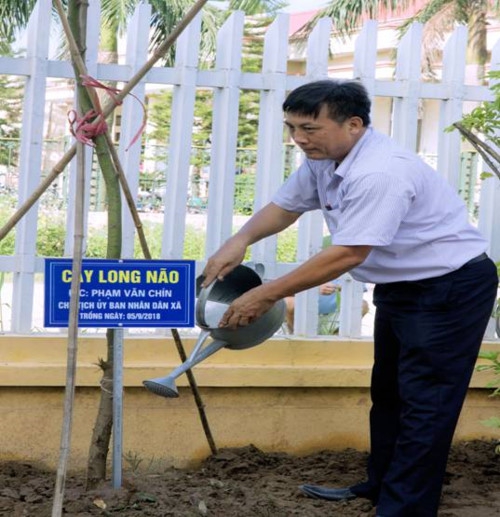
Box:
[0,0,209,242]
[52,140,86,517]
[54,0,218,455]
[0,147,75,241]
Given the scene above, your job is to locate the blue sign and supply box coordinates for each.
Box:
[44,259,195,328]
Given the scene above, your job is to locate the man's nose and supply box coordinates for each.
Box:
[292,130,309,144]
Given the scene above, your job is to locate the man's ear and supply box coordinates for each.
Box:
[348,116,364,134]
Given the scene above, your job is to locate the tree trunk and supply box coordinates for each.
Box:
[85,330,115,488]
[86,130,122,488]
[67,0,122,490]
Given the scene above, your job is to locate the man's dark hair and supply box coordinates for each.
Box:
[282,79,371,126]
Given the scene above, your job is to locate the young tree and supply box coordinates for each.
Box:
[65,0,123,489]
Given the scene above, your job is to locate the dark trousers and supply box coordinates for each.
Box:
[351,257,498,517]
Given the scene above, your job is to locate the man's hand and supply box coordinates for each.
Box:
[202,203,300,287]
[202,237,247,287]
[218,285,276,329]
[319,282,339,296]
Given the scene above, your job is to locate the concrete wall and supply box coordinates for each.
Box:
[1,335,499,471]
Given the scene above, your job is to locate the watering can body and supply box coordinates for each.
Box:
[143,264,285,398]
[195,265,286,349]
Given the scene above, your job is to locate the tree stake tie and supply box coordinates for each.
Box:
[68,75,147,151]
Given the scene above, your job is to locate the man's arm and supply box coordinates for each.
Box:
[202,202,301,286]
[218,244,372,329]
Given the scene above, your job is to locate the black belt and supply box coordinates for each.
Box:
[463,252,488,266]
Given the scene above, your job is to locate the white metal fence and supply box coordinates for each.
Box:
[0,0,499,337]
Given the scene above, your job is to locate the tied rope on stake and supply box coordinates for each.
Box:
[68,75,147,151]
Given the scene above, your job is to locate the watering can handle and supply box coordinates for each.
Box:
[245,261,265,278]
[196,279,216,328]
[196,262,264,328]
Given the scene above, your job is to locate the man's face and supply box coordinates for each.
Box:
[284,105,364,162]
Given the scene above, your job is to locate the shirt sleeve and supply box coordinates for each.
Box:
[272,160,323,212]
[333,172,415,247]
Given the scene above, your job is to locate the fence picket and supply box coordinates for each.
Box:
[252,13,289,274]
[392,23,422,150]
[205,11,245,257]
[120,2,152,258]
[0,2,498,337]
[438,25,468,189]
[353,19,378,98]
[11,0,52,333]
[161,12,203,260]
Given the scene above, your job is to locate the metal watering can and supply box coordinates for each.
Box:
[143,264,286,398]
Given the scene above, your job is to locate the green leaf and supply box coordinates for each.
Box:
[481,417,500,429]
[478,350,499,360]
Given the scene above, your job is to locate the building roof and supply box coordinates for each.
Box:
[288,10,318,37]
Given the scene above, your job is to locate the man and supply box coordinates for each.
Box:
[202,79,498,516]
[285,279,369,334]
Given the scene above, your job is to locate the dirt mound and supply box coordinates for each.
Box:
[1,440,499,516]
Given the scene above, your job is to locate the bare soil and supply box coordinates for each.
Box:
[1,440,500,516]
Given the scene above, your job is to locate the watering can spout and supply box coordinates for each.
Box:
[143,332,226,399]
[143,376,179,398]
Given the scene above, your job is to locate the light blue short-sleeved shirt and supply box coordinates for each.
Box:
[272,128,488,283]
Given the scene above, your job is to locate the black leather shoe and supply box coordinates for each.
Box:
[299,484,357,501]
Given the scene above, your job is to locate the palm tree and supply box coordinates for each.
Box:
[0,0,286,58]
[315,0,499,83]
[0,0,36,53]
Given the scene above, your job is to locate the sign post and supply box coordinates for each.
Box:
[44,258,195,486]
[112,328,124,489]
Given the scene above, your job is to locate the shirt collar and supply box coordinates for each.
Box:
[334,127,373,179]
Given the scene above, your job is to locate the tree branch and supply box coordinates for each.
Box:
[452,122,500,181]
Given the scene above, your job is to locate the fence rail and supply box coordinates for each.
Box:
[0,0,499,337]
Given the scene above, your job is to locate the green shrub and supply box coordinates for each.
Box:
[475,261,500,436]
[133,221,162,259]
[0,204,67,257]
[0,196,16,255]
[183,225,206,260]
[234,174,255,215]
[0,208,299,263]
[37,211,66,256]
[0,225,15,255]
[276,227,298,263]
[86,228,108,258]
[86,222,208,260]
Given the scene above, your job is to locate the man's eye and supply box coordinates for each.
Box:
[304,127,316,133]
